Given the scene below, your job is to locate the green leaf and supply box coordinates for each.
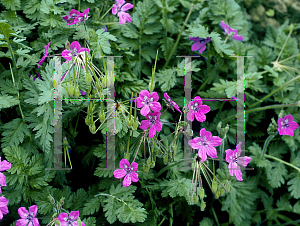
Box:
[0,94,19,110]
[276,194,292,212]
[210,32,235,57]
[266,161,288,188]
[287,172,300,199]
[1,0,21,10]
[199,217,214,226]
[210,79,236,98]
[83,197,101,215]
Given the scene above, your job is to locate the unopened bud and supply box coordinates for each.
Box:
[59,197,64,205]
[298,101,300,107]
[149,160,155,168]
[53,206,57,213]
[189,195,194,204]
[215,190,220,199]
[66,86,74,97]
[200,201,206,211]
[124,153,130,160]
[278,110,284,119]
[219,187,225,197]
[212,180,218,193]
[74,87,80,98]
[54,219,61,226]
[98,112,105,123]
[188,190,193,197]
[163,154,168,165]
[63,137,68,147]
[85,117,91,126]
[126,118,133,127]
[178,121,187,128]
[85,72,92,84]
[133,117,139,130]
[193,194,198,204]
[199,188,205,199]
[290,23,294,32]
[48,195,55,204]
[143,163,150,174]
[89,124,96,134]
[65,40,70,50]
[77,219,82,226]
[217,122,222,133]
[225,124,229,133]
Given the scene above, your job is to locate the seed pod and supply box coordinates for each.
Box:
[99,112,105,123]
[169,150,172,158]
[215,190,220,199]
[124,153,130,160]
[65,40,70,50]
[212,180,218,193]
[188,190,193,197]
[74,86,80,98]
[193,194,198,204]
[48,195,55,204]
[199,188,205,199]
[157,148,162,157]
[143,163,150,174]
[126,118,133,127]
[85,72,92,84]
[133,117,139,130]
[189,195,194,204]
[85,117,91,126]
[89,124,96,134]
[59,197,64,205]
[66,86,74,97]
[219,187,225,197]
[163,154,168,165]
[200,201,206,211]
[149,160,155,168]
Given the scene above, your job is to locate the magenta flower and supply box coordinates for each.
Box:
[188,128,222,162]
[112,0,133,25]
[37,42,50,68]
[58,211,80,226]
[0,196,9,220]
[140,111,162,138]
[72,8,89,25]
[16,205,39,226]
[102,25,107,32]
[62,41,90,62]
[163,93,182,114]
[113,159,139,187]
[189,37,211,54]
[225,141,251,181]
[187,96,210,122]
[136,90,161,117]
[0,157,11,193]
[220,21,244,41]
[278,114,299,137]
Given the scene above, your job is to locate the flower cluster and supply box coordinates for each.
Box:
[278,114,299,137]
[62,8,89,25]
[0,157,11,220]
[112,0,133,25]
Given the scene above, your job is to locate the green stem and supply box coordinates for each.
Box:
[78,0,80,11]
[211,207,220,226]
[9,63,24,119]
[126,130,131,155]
[286,91,300,113]
[194,66,217,98]
[248,74,300,109]
[275,29,292,63]
[264,154,300,172]
[261,135,275,158]
[208,102,299,132]
[99,6,113,22]
[8,42,17,68]
[223,35,229,44]
[139,30,142,80]
[163,4,194,69]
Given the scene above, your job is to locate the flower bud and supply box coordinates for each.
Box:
[48,195,55,204]
[200,201,206,211]
[63,137,68,147]
[157,148,162,157]
[143,162,150,174]
[74,86,80,98]
[89,124,96,134]
[149,160,155,168]
[193,194,198,204]
[85,72,92,84]
[98,112,105,123]
[199,188,205,199]
[126,117,133,127]
[189,195,194,204]
[212,180,218,193]
[215,190,220,199]
[66,85,74,97]
[225,124,229,133]
[169,150,172,158]
[219,187,225,197]
[85,117,91,126]
[65,40,70,50]
[96,81,102,93]
[59,197,64,205]
[290,23,294,32]
[54,219,61,226]
[225,180,230,192]
[217,122,222,134]
[278,110,284,119]
[133,117,139,130]
[163,154,168,165]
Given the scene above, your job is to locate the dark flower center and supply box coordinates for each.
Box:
[281,119,289,129]
[199,38,206,43]
[148,115,157,125]
[142,96,153,106]
[123,164,134,173]
[191,102,199,112]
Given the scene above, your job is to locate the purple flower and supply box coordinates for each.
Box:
[80,91,86,96]
[62,41,90,62]
[136,90,161,117]
[0,157,11,193]
[278,114,299,137]
[187,96,210,122]
[225,141,251,181]
[38,42,50,68]
[140,111,162,138]
[113,159,139,187]
[188,128,222,162]
[102,25,107,32]
[58,211,80,226]
[16,205,39,226]
[163,93,182,114]
[72,8,89,25]
[0,196,9,220]
[220,21,244,41]
[189,37,211,54]
[112,0,133,25]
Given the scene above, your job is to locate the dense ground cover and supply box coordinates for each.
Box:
[0,0,300,225]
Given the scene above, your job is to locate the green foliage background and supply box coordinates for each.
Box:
[0,0,300,225]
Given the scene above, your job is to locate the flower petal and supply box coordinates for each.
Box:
[228,162,237,176]
[220,21,230,35]
[16,218,29,226]
[136,97,145,108]
[113,169,127,179]
[198,43,207,54]
[121,3,133,11]
[206,146,218,159]
[150,102,161,112]
[150,92,159,102]
[0,172,6,187]
[70,41,81,53]
[33,218,39,226]
[188,138,201,149]
[235,141,242,157]
[187,112,194,121]
[130,172,139,182]
[237,156,251,167]
[131,162,138,171]
[149,125,156,138]
[112,4,118,15]
[123,174,132,187]
[189,37,201,42]
[164,93,171,102]
[140,105,150,117]
[69,211,79,221]
[140,119,151,130]
[225,149,234,163]
[198,105,210,114]
[58,212,69,223]
[198,146,207,162]
[208,136,222,147]
[119,159,130,169]
[28,205,38,217]
[139,90,149,99]
[235,168,243,181]
[155,122,162,133]
[0,196,9,207]
[191,42,202,51]
[18,207,29,219]
[289,121,299,130]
